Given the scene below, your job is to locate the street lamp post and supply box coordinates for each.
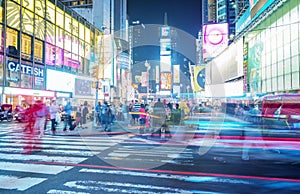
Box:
[145,60,150,103]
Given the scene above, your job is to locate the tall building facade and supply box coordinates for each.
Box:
[205,0,300,101]
[61,0,131,102]
[0,0,103,106]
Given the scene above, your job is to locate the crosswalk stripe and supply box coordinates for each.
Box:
[0,153,87,164]
[0,161,73,174]
[0,175,47,191]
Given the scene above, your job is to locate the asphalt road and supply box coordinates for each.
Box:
[0,114,299,194]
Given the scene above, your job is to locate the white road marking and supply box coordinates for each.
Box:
[47,190,90,194]
[0,161,72,174]
[79,168,251,185]
[0,153,87,164]
[0,175,46,191]
[64,180,219,194]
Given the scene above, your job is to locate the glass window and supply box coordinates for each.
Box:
[34,15,45,40]
[291,55,299,72]
[65,32,72,52]
[79,23,85,40]
[85,26,90,43]
[22,8,34,35]
[45,43,55,66]
[271,49,277,65]
[65,14,72,33]
[284,73,291,90]
[90,30,95,46]
[56,7,64,29]
[85,44,90,60]
[34,39,43,63]
[266,65,271,79]
[292,72,299,89]
[7,1,20,30]
[0,54,3,85]
[56,27,64,48]
[7,57,20,87]
[24,0,34,12]
[0,3,3,23]
[6,28,19,56]
[272,78,277,91]
[277,46,283,62]
[79,56,84,72]
[64,50,71,68]
[45,21,55,44]
[271,63,277,78]
[261,80,266,93]
[72,18,79,37]
[291,23,298,42]
[291,39,299,56]
[261,66,266,80]
[284,58,291,74]
[21,33,31,60]
[0,25,3,52]
[79,40,85,57]
[20,60,33,89]
[283,42,291,59]
[278,60,284,76]
[72,36,79,55]
[72,53,79,69]
[55,47,64,67]
[46,0,55,23]
[278,75,284,91]
[35,0,45,17]
[266,79,272,92]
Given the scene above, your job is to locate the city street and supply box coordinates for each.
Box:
[0,113,300,194]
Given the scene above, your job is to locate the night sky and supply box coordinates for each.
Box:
[127,0,202,37]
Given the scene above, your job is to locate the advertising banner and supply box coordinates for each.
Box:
[141,72,148,87]
[193,66,205,92]
[46,69,75,92]
[75,78,93,96]
[203,23,228,61]
[160,72,172,90]
[173,65,180,83]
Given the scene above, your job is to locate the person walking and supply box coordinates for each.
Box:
[49,99,60,135]
[63,101,73,131]
[81,101,89,129]
[34,100,48,138]
[95,101,102,126]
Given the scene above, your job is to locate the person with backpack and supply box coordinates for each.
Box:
[81,101,89,129]
[101,102,112,131]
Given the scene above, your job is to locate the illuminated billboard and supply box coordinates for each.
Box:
[160,72,172,90]
[160,39,171,55]
[161,26,170,37]
[203,23,228,60]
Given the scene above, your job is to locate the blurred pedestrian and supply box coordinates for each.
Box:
[34,100,48,138]
[49,99,60,135]
[63,101,73,131]
[81,101,89,128]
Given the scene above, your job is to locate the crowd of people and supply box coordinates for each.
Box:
[19,97,198,154]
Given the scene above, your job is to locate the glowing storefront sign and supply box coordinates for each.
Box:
[4,87,55,97]
[7,61,44,77]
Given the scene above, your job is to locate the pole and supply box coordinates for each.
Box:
[93,81,99,127]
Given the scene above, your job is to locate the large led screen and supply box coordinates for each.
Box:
[203,23,228,60]
[160,72,172,90]
[46,69,75,92]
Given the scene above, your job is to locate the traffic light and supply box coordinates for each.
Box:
[91,65,99,79]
